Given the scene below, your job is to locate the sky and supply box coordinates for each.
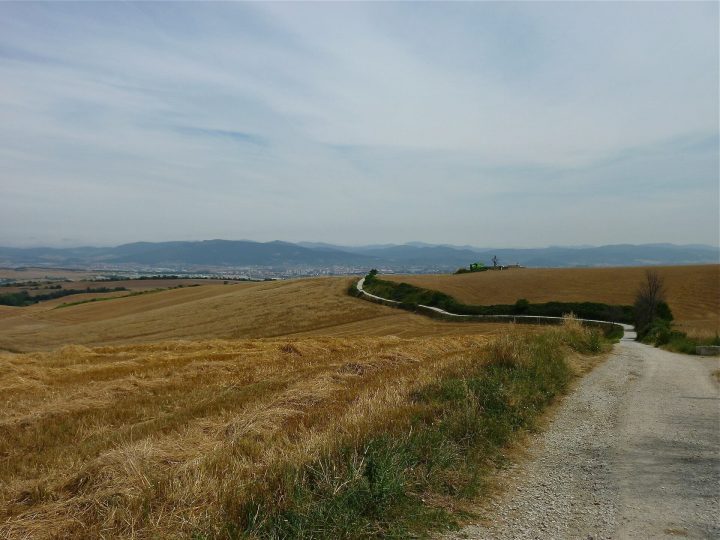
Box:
[0,1,718,248]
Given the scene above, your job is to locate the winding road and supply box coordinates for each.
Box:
[448,332,720,539]
[356,276,632,331]
[356,277,720,538]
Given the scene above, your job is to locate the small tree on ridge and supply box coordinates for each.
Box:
[634,269,668,337]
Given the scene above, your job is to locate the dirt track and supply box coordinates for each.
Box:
[448,333,720,539]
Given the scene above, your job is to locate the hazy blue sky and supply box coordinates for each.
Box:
[1,2,718,247]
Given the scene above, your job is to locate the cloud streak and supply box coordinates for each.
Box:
[0,2,717,247]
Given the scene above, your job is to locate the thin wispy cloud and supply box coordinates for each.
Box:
[174,126,268,147]
[0,2,717,247]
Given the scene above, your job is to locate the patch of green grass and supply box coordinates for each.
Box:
[658,333,718,355]
[640,318,720,355]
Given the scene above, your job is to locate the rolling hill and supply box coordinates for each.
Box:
[384,264,720,336]
[0,277,506,352]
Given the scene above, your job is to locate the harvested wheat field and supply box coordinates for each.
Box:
[386,265,720,336]
[0,333,491,537]
[0,318,609,539]
[0,277,509,352]
[0,268,619,538]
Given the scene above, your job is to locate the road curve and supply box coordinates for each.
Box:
[444,330,720,539]
[355,277,633,333]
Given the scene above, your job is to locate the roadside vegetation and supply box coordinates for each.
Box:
[634,270,718,354]
[641,322,720,354]
[361,270,634,324]
[0,320,612,539]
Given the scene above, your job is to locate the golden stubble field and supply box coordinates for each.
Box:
[0,274,539,537]
[385,265,720,336]
[0,332,497,538]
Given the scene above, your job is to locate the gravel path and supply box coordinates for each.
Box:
[447,332,720,539]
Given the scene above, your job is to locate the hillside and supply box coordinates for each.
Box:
[385,265,720,336]
[1,268,715,538]
[0,278,506,352]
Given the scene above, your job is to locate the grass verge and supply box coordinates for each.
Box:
[215,319,608,539]
[639,318,720,355]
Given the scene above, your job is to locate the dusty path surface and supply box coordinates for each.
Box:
[447,332,720,539]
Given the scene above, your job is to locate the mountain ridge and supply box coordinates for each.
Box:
[0,240,717,271]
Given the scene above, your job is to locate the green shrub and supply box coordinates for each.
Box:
[664,333,699,355]
[347,281,362,298]
[0,290,32,306]
[603,324,625,342]
[640,318,720,355]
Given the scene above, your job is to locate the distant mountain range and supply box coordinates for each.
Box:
[0,240,717,272]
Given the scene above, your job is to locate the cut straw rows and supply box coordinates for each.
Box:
[1,334,491,538]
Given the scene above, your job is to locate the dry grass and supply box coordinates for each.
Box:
[386,265,720,336]
[0,277,512,352]
[0,266,609,538]
[0,332,498,538]
[0,317,604,539]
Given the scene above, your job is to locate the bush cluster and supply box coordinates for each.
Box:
[640,318,720,354]
[454,266,489,274]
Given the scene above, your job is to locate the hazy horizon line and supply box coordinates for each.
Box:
[2,239,718,251]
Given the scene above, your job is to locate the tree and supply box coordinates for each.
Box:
[514,298,530,314]
[634,270,667,336]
